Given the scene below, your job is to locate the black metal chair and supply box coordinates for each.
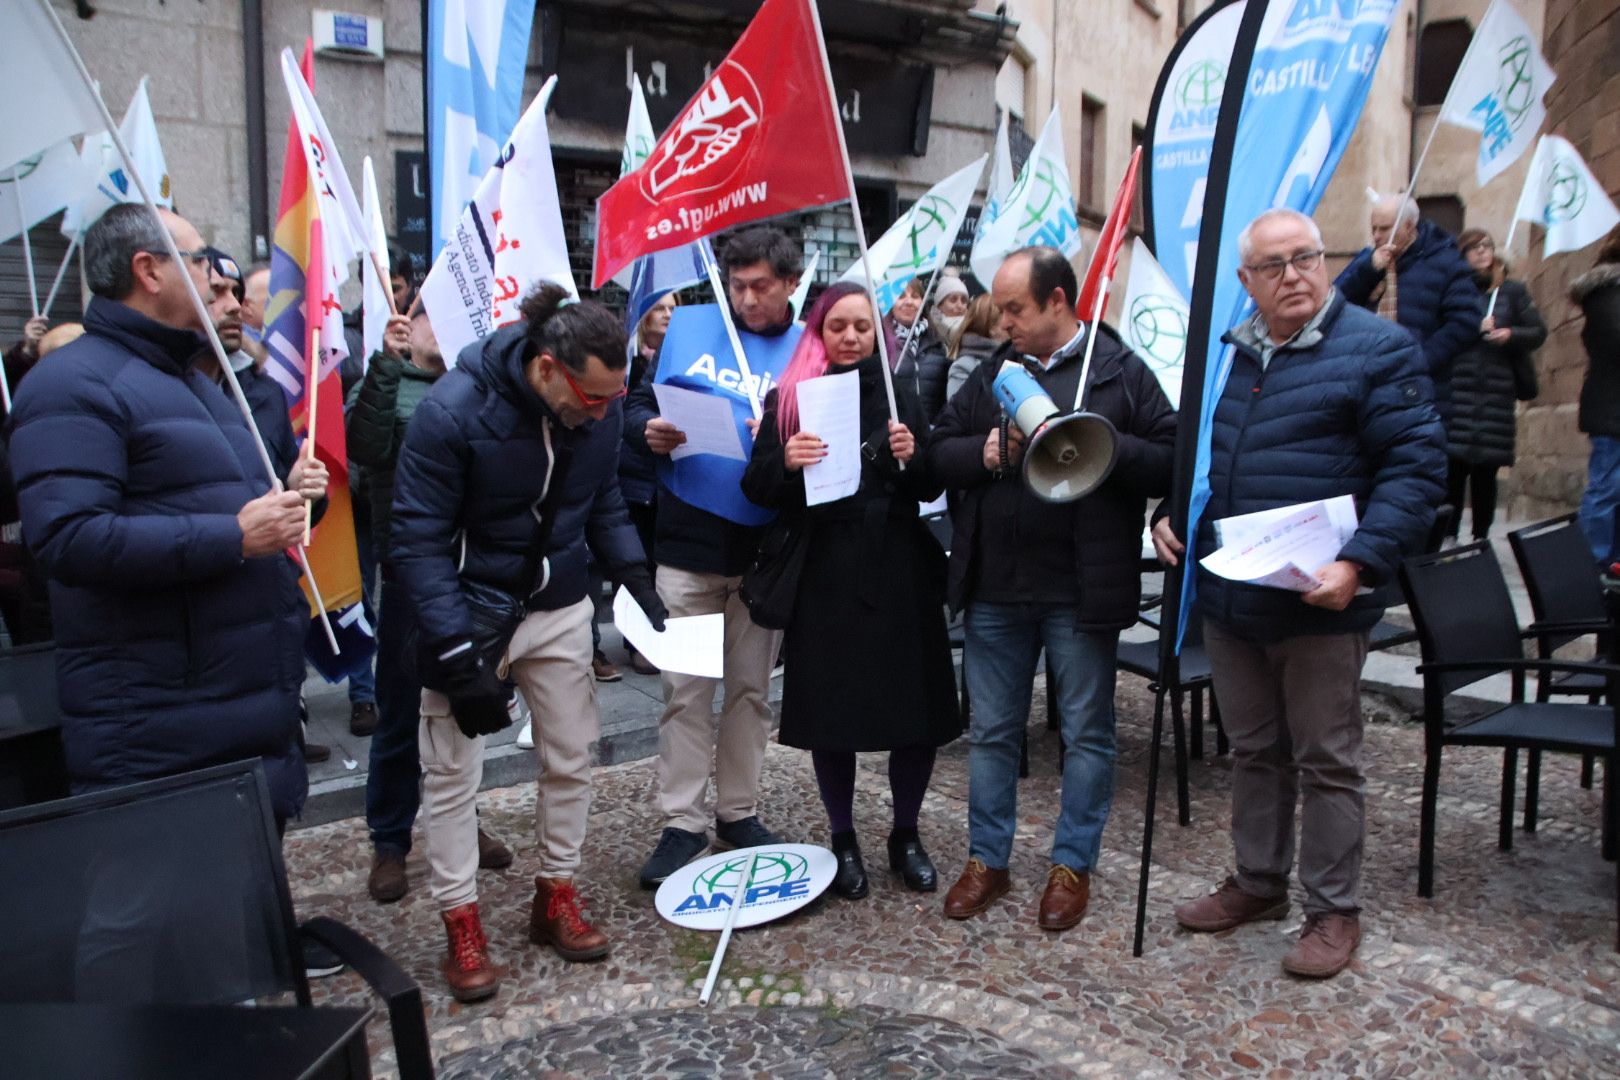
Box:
[1509,514,1611,805]
[0,761,436,1077]
[1116,609,1223,827]
[0,643,67,810]
[1366,504,1455,653]
[1398,541,1619,950]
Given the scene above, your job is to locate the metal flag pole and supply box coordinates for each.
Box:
[1484,217,1521,321]
[42,234,80,317]
[699,240,765,420]
[1072,275,1111,412]
[12,165,40,316]
[805,0,902,444]
[36,0,339,653]
[699,849,761,1006]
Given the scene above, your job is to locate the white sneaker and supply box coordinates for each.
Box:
[516,721,534,749]
[509,694,534,749]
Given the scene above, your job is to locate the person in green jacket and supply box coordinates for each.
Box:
[347,311,512,903]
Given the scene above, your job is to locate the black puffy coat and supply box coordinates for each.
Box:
[390,325,646,653]
[1336,219,1483,425]
[1572,262,1620,438]
[742,358,958,753]
[928,327,1176,627]
[1446,277,1542,467]
[911,327,951,423]
[617,347,659,507]
[1196,295,1447,641]
[7,298,309,819]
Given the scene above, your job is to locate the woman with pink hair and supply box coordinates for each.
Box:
[742,282,958,901]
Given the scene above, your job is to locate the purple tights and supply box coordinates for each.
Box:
[811,746,937,836]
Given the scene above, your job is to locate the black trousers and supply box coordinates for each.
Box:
[1446,458,1500,541]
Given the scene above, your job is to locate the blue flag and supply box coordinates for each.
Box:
[653,305,802,527]
[426,0,534,257]
[626,241,711,335]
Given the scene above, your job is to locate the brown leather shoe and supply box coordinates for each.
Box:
[477,827,514,870]
[440,902,501,1003]
[1174,876,1291,933]
[1037,865,1090,930]
[1282,912,1361,979]
[368,849,408,903]
[349,702,378,737]
[943,857,1010,919]
[529,877,610,962]
[627,648,659,676]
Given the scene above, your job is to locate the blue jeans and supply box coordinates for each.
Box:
[346,511,377,706]
[964,602,1119,872]
[366,578,421,854]
[1579,435,1620,568]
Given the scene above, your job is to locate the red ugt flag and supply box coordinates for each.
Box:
[1075,146,1143,320]
[592,0,846,288]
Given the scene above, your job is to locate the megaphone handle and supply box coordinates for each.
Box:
[997,412,1012,475]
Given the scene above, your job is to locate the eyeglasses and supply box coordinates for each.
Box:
[552,358,627,408]
[1244,249,1325,282]
[144,247,211,269]
[1465,239,1496,253]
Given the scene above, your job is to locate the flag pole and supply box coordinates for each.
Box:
[805,0,901,436]
[43,234,80,318]
[12,166,40,317]
[699,849,760,1006]
[34,0,339,654]
[303,327,320,545]
[889,262,947,387]
[1072,275,1111,413]
[698,241,764,420]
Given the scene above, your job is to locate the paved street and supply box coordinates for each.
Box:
[286,671,1620,1077]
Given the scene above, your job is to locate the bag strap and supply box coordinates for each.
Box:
[520,417,576,600]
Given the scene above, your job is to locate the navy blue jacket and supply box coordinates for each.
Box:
[6,298,308,819]
[1195,294,1447,640]
[390,324,647,652]
[617,348,659,507]
[1335,219,1483,425]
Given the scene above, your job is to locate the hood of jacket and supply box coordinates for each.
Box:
[1572,262,1620,305]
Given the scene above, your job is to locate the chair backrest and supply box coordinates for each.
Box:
[1398,541,1524,694]
[1508,514,1607,649]
[0,761,308,1007]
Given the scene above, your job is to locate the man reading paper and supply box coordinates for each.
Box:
[1152,209,1445,979]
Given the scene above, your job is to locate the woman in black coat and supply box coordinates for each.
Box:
[1572,225,1620,569]
[742,282,958,900]
[1444,228,1544,541]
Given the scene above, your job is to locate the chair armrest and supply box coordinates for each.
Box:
[302,917,436,1080]
[1416,657,1620,680]
[1522,618,1612,638]
[1137,611,1162,631]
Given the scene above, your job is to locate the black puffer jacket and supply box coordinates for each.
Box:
[390,325,646,652]
[1572,262,1620,438]
[911,327,951,423]
[1446,277,1542,467]
[928,326,1176,627]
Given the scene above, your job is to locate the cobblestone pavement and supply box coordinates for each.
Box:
[286,680,1620,1077]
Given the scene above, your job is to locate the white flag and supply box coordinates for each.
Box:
[840,156,986,315]
[0,139,86,245]
[1438,0,1555,187]
[361,156,391,369]
[1513,135,1620,258]
[61,78,173,237]
[1119,238,1188,407]
[790,249,820,320]
[969,113,1016,283]
[969,108,1083,287]
[612,78,659,289]
[420,76,576,366]
[0,0,105,171]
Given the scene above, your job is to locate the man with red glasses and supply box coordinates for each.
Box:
[391,283,665,1002]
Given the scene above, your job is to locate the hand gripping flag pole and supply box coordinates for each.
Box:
[34,0,339,653]
[698,849,761,1006]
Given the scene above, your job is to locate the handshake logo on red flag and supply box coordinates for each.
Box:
[645,65,762,200]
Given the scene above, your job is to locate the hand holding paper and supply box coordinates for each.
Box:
[795,371,860,506]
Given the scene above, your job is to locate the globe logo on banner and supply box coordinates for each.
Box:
[1128,295,1189,371]
[1177,60,1226,110]
[654,844,837,931]
[643,62,762,201]
[902,195,954,272]
[1497,36,1537,129]
[1021,158,1070,230]
[1545,159,1587,225]
[0,152,45,182]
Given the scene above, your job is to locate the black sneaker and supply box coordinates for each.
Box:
[638,827,710,889]
[300,929,345,979]
[713,815,782,851]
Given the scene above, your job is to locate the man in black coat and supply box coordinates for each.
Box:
[7,204,326,823]
[390,284,664,1002]
[1153,209,1445,980]
[928,246,1175,932]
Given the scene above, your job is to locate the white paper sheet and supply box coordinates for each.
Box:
[612,587,724,678]
[1200,502,1344,594]
[652,383,747,462]
[1214,495,1359,549]
[795,370,861,507]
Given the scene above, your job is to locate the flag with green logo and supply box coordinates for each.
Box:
[840,154,985,313]
[968,108,1082,288]
[1120,237,1188,407]
[1512,134,1620,258]
[1438,0,1555,187]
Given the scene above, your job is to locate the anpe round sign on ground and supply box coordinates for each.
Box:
[654,844,836,931]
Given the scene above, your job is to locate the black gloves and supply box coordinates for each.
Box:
[620,567,669,632]
[436,645,513,739]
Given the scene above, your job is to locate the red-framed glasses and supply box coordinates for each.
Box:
[553,358,628,407]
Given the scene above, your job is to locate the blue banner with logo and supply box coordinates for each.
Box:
[653,305,803,527]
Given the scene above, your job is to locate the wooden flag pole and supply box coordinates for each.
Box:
[303,327,319,545]
[698,849,761,1006]
[34,0,340,653]
[367,249,399,316]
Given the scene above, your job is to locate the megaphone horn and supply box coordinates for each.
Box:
[991,360,1119,504]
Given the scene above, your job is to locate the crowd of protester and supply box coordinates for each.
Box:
[8,196,1619,998]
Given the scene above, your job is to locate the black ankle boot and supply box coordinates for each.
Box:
[830,831,869,899]
[887,829,937,892]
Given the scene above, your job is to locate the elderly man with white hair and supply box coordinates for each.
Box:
[1152,208,1446,979]
[1334,193,1482,434]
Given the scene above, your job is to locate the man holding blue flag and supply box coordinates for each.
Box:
[625,226,804,888]
[1152,209,1445,980]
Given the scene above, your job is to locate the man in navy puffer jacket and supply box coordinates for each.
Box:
[7,204,327,824]
[1334,195,1482,428]
[1154,209,1445,981]
[390,284,664,1002]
